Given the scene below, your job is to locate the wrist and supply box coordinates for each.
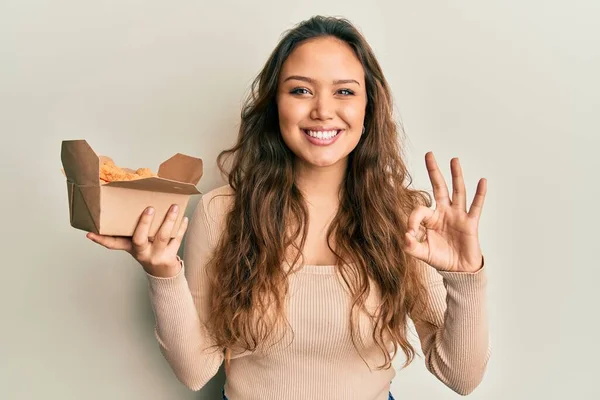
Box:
[456,255,485,273]
[145,256,183,278]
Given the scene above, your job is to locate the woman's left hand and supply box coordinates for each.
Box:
[402,152,487,273]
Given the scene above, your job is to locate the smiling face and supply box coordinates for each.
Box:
[276,36,368,170]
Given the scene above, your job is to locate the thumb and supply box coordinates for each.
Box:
[403,230,429,262]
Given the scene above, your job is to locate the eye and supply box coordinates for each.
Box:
[290,87,311,95]
[338,89,355,96]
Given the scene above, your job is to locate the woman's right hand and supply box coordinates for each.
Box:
[86,204,189,278]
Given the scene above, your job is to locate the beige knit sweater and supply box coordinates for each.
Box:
[146,185,491,400]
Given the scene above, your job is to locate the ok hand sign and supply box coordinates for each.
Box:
[402,152,487,273]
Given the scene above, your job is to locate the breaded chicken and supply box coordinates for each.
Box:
[99,159,157,183]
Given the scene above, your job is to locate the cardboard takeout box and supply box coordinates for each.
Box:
[61,139,203,237]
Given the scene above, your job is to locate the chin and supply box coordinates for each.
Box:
[300,154,347,168]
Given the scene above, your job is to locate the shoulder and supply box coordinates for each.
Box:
[186,184,234,246]
[198,183,235,228]
[201,183,234,210]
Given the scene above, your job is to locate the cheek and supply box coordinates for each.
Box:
[339,101,366,126]
[277,98,301,150]
[278,97,309,127]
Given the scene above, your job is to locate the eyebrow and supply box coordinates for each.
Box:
[283,75,361,86]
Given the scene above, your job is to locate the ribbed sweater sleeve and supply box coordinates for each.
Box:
[413,261,491,396]
[145,196,224,391]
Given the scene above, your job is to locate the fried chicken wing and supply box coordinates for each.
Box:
[135,168,155,178]
[99,159,157,183]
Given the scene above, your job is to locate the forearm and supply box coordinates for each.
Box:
[146,266,224,390]
[420,267,491,395]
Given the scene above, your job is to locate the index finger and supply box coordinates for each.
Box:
[87,232,132,252]
[131,207,155,252]
[425,152,451,206]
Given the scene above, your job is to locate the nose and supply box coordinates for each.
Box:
[310,94,334,121]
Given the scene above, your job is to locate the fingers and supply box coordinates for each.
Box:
[403,228,429,262]
[404,205,435,262]
[131,207,156,252]
[166,215,189,253]
[153,204,180,251]
[407,205,435,236]
[86,204,187,266]
[87,232,132,252]
[468,178,487,220]
[425,152,451,206]
[450,158,467,211]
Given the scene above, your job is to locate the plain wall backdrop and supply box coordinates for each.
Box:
[1,0,597,399]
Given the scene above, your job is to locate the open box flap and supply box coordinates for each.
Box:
[158,153,203,185]
[61,140,99,186]
[61,140,203,190]
[67,182,101,233]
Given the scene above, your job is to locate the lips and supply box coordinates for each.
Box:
[302,129,343,146]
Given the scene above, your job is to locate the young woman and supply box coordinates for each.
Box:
[88,16,491,400]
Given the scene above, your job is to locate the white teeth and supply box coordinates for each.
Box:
[306,130,339,139]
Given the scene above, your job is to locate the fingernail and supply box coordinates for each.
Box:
[171,205,179,213]
[146,207,154,215]
[408,230,416,237]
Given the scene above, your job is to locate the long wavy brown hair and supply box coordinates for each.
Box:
[206,15,433,373]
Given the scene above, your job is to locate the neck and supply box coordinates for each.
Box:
[293,157,347,204]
